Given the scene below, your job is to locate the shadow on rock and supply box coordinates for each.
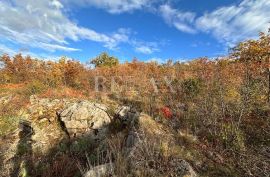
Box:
[11,120,34,177]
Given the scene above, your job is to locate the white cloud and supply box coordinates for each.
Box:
[0,44,57,61]
[175,58,188,63]
[0,44,17,55]
[38,43,81,52]
[65,0,153,14]
[0,0,162,56]
[196,0,270,46]
[51,0,63,9]
[146,57,166,64]
[0,0,130,52]
[131,40,159,54]
[135,46,153,54]
[159,4,196,34]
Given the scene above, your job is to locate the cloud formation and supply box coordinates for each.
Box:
[196,0,270,46]
[131,40,159,54]
[0,44,17,56]
[0,0,130,53]
[65,0,153,14]
[158,0,270,46]
[159,4,196,34]
[0,0,163,56]
[1,0,268,57]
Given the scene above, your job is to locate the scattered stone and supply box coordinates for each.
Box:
[84,163,114,177]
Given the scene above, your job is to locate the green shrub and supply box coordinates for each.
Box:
[70,137,93,153]
[90,52,119,68]
[25,80,47,95]
[0,115,19,136]
[181,78,202,99]
[220,123,246,151]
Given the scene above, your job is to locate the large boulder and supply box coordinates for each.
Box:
[58,101,111,138]
[27,97,112,152]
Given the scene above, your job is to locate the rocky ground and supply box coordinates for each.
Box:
[0,95,201,177]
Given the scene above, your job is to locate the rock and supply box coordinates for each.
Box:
[26,97,112,152]
[125,129,138,148]
[0,95,12,105]
[1,95,198,177]
[116,106,140,128]
[27,97,68,153]
[59,101,111,138]
[116,109,197,177]
[84,163,114,177]
[31,121,66,153]
[29,95,38,105]
[169,159,197,177]
[0,120,34,177]
[117,106,130,117]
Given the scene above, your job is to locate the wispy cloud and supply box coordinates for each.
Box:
[0,44,17,55]
[159,4,196,34]
[0,44,61,61]
[196,0,270,46]
[158,0,270,46]
[146,57,167,64]
[0,0,133,53]
[64,0,154,14]
[0,0,163,56]
[135,46,154,54]
[131,40,160,54]
[38,43,81,52]
[2,0,266,58]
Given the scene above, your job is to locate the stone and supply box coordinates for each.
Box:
[59,101,111,138]
[116,106,130,117]
[0,95,199,177]
[84,163,114,177]
[117,110,197,177]
[0,95,12,105]
[169,159,197,177]
[116,106,140,128]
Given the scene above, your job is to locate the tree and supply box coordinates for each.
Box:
[232,30,270,102]
[90,52,119,68]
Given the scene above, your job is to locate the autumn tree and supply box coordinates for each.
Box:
[1,54,37,82]
[232,30,270,102]
[64,59,85,88]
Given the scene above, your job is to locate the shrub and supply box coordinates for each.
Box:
[181,78,202,99]
[90,52,119,68]
[25,80,47,95]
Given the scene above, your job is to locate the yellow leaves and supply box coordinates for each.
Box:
[226,87,241,103]
[232,30,270,62]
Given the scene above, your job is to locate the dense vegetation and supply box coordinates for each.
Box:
[0,30,269,176]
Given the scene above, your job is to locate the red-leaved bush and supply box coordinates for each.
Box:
[161,106,172,119]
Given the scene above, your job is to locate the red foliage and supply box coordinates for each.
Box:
[161,106,173,119]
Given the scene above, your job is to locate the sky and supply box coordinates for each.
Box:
[0,0,269,63]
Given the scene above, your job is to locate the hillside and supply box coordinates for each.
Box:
[0,31,270,177]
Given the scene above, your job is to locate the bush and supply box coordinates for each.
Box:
[0,115,20,136]
[181,78,202,99]
[25,80,47,95]
[90,52,119,68]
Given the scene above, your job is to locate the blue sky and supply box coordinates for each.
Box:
[0,0,269,63]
